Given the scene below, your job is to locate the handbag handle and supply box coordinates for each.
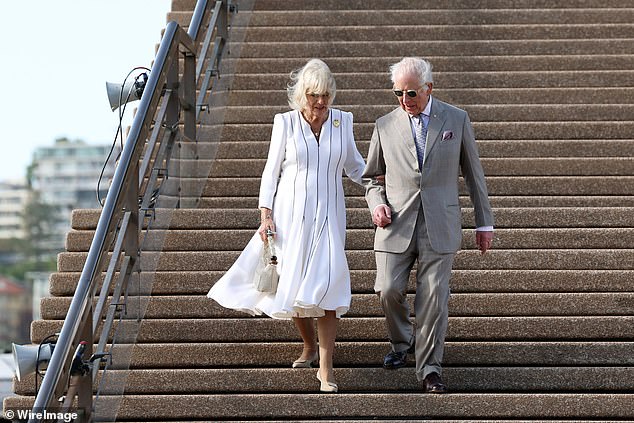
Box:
[266,229,278,265]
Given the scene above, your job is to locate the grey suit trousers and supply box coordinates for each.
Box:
[375,207,455,381]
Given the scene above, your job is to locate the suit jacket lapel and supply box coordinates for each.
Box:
[392,108,418,164]
[425,101,447,164]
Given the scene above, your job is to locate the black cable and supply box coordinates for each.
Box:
[35,333,58,395]
[96,67,151,207]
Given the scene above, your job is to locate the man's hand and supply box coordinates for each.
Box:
[372,204,392,228]
[476,231,493,255]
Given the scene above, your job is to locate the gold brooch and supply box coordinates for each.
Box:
[333,119,340,127]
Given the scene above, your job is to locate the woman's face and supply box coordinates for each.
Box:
[304,91,330,120]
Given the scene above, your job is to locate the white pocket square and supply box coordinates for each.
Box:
[442,130,454,141]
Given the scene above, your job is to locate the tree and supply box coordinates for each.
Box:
[20,190,62,270]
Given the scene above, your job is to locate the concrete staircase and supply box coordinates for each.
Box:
[7,0,634,420]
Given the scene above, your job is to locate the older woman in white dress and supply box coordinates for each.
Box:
[208,59,366,392]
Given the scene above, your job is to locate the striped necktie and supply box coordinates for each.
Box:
[414,113,428,169]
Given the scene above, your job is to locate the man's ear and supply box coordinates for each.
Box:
[424,83,433,95]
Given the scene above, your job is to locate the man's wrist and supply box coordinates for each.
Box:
[476,226,494,232]
[372,204,388,215]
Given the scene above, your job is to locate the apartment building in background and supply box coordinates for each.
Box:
[0,179,29,242]
[29,138,118,249]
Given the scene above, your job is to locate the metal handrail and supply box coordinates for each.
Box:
[28,2,232,421]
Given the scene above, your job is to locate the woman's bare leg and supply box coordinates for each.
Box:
[316,311,338,383]
[293,317,318,361]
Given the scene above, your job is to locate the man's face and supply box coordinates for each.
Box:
[393,73,432,116]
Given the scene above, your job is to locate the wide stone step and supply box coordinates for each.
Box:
[201,121,634,141]
[173,0,634,11]
[6,393,634,420]
[41,292,634,320]
[228,71,634,90]
[30,316,634,344]
[70,207,634,230]
[217,87,634,106]
[13,367,634,395]
[167,176,634,196]
[195,195,634,209]
[187,157,634,177]
[232,39,634,58]
[205,139,634,159]
[224,55,634,73]
[49,269,634,296]
[217,104,634,123]
[17,341,630,368]
[256,0,634,9]
[170,9,634,26]
[238,24,634,42]
[75,421,627,423]
[65,228,634,252]
[55,249,634,273]
[476,139,634,157]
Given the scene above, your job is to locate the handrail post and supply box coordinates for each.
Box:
[183,50,196,143]
[166,58,183,207]
[124,142,140,270]
[218,1,228,40]
[181,32,198,207]
[75,313,93,421]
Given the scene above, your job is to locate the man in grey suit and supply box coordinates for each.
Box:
[363,57,494,393]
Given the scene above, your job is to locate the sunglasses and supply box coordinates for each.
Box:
[393,89,420,98]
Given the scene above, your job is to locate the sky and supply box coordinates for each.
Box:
[0,0,172,182]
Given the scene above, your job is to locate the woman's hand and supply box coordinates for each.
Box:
[258,207,276,242]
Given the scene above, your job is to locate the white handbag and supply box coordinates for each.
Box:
[253,229,279,293]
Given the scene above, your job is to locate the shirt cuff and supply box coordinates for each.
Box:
[476,226,494,232]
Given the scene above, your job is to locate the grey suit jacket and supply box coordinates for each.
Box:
[364,98,494,254]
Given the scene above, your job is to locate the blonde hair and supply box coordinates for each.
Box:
[287,59,336,111]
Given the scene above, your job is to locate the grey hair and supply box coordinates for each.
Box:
[389,57,433,89]
[287,59,336,111]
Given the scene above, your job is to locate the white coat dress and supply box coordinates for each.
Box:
[207,108,366,319]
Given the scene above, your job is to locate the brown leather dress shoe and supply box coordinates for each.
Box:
[423,372,448,393]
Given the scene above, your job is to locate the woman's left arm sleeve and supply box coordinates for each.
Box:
[342,112,366,185]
